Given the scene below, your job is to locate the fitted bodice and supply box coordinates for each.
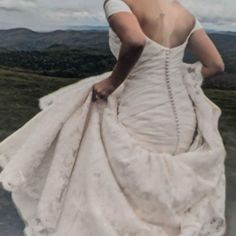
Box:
[107,10,204,113]
[108,27,201,154]
[115,46,197,154]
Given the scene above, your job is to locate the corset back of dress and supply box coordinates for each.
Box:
[108,23,201,154]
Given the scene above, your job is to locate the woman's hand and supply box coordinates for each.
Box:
[92,77,117,102]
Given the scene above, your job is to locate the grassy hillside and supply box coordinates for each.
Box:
[0,69,79,139]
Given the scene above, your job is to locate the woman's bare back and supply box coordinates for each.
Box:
[124,0,196,49]
[104,0,224,82]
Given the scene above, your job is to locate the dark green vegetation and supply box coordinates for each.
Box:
[0,49,116,78]
[0,28,235,90]
[0,69,79,140]
[0,28,116,78]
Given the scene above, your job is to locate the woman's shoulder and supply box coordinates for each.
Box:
[175,1,198,23]
[103,0,134,20]
[103,0,131,8]
[172,1,199,33]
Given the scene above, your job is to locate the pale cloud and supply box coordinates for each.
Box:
[0,0,235,31]
[0,0,36,11]
[0,6,21,12]
[181,0,236,28]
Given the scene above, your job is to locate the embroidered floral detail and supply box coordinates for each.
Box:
[210,217,225,230]
[187,67,196,73]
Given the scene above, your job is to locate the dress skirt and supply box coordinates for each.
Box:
[0,63,227,236]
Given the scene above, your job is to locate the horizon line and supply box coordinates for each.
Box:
[0,25,235,33]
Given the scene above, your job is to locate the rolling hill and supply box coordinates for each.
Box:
[0,28,235,53]
[0,28,109,51]
[0,28,235,89]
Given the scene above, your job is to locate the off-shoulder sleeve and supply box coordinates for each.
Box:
[192,17,203,33]
[103,0,133,20]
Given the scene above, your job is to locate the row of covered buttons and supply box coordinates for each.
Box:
[164,50,180,153]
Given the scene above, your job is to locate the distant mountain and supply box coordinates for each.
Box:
[0,27,235,53]
[0,28,109,51]
[205,28,219,33]
[202,28,236,36]
[68,25,109,31]
[0,27,235,90]
[214,31,236,36]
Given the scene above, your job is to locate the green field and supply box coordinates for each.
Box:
[0,69,80,140]
[0,69,235,235]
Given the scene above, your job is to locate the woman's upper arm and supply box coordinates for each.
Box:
[103,0,146,46]
[187,27,225,70]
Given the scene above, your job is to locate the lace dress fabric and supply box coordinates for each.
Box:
[0,0,227,235]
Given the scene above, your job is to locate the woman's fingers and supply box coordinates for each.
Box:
[92,86,97,101]
[92,85,108,102]
[92,86,102,102]
[92,77,117,102]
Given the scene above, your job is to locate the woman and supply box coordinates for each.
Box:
[0,0,226,235]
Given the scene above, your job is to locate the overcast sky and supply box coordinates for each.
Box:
[0,0,235,31]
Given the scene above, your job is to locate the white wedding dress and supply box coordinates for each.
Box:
[0,0,227,235]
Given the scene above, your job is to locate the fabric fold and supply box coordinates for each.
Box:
[0,65,226,235]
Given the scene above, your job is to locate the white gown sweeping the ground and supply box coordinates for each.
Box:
[0,0,227,235]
